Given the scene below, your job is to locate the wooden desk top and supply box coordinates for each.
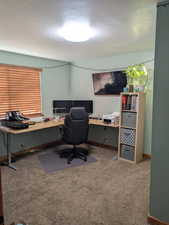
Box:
[0,119,119,134]
[89,119,119,128]
[0,120,64,134]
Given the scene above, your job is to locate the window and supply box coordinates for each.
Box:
[0,64,42,118]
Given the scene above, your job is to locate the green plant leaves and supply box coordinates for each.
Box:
[125,64,148,86]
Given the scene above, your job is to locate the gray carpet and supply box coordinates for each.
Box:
[38,149,97,173]
[1,145,150,225]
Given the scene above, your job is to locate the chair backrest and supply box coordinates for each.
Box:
[63,107,89,145]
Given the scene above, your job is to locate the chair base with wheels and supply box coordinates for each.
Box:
[58,145,88,164]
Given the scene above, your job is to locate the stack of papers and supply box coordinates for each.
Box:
[29,117,44,123]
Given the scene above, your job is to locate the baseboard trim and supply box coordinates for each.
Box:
[143,153,151,159]
[87,140,118,151]
[0,139,151,162]
[148,216,169,225]
[88,140,151,159]
[0,140,63,162]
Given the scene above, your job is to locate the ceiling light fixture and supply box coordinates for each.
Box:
[58,22,95,42]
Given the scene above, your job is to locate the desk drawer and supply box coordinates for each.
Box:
[121,112,136,128]
[120,128,136,146]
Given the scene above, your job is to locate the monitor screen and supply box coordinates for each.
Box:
[72,100,93,114]
[53,100,93,114]
[53,100,72,113]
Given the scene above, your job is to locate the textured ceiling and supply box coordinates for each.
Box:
[0,0,158,61]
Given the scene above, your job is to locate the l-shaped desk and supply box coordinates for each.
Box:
[0,119,119,170]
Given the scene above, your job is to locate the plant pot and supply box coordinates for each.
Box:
[128,84,134,92]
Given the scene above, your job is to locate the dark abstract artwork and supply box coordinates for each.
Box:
[92,71,127,95]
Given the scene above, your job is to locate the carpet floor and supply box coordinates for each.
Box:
[1,145,150,225]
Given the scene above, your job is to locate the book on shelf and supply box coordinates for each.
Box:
[131,96,137,111]
[122,95,127,110]
[136,96,139,112]
[122,94,138,111]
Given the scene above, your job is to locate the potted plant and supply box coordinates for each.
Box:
[125,63,148,92]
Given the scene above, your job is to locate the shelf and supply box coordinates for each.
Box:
[118,157,135,163]
[120,126,136,130]
[121,92,143,95]
[120,143,135,147]
[121,110,137,113]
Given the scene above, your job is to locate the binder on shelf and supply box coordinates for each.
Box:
[131,95,137,111]
[122,95,127,110]
[126,95,132,110]
[136,96,139,112]
[121,94,139,112]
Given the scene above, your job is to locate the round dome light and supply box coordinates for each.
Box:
[58,22,95,42]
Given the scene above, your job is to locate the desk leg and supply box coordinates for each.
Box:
[5,133,16,170]
[0,168,4,225]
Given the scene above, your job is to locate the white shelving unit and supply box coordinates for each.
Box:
[118,92,145,163]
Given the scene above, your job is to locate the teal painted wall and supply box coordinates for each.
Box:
[0,50,71,116]
[0,51,71,156]
[71,51,154,153]
[150,2,169,223]
[0,49,154,156]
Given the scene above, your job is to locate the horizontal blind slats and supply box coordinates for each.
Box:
[0,65,41,117]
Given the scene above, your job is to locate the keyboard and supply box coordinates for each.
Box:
[29,117,44,123]
[1,120,29,129]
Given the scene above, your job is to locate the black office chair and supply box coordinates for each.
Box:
[58,107,89,164]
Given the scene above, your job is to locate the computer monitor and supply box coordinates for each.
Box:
[53,100,93,114]
[72,100,93,114]
[53,100,72,114]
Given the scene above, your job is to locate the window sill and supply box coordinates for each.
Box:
[25,113,44,118]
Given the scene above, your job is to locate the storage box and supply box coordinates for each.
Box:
[121,112,136,128]
[121,144,135,161]
[120,128,136,146]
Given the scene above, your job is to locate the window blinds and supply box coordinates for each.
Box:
[0,64,42,117]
